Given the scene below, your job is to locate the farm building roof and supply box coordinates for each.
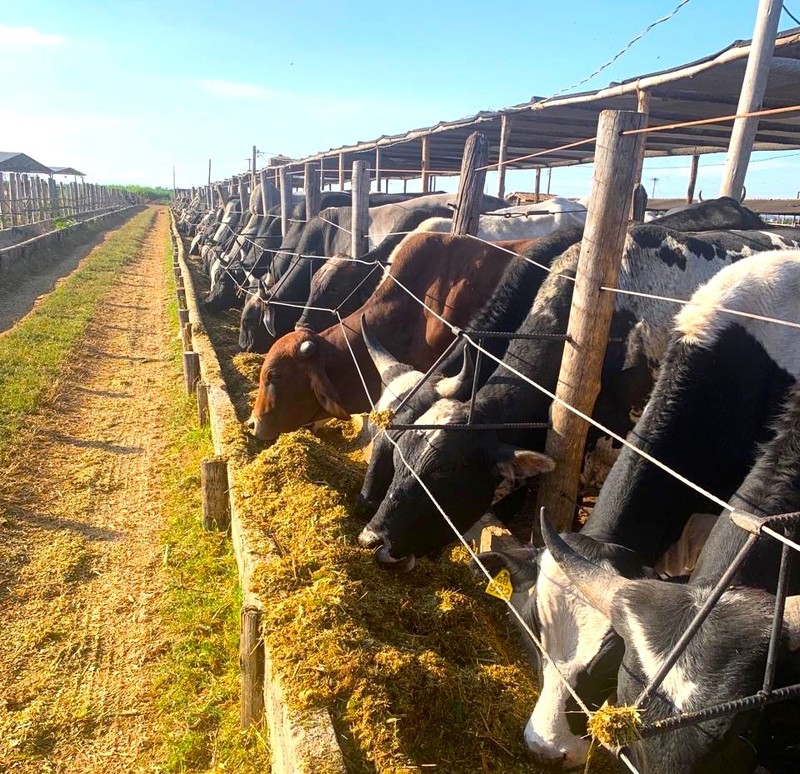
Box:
[49,166,86,176]
[281,27,800,184]
[0,152,56,175]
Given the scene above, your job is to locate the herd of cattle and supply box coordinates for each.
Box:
[174,186,800,773]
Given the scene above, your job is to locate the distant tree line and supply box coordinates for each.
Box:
[111,185,172,203]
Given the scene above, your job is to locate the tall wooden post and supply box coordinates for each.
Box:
[351,161,370,258]
[0,173,6,229]
[20,175,30,224]
[279,167,292,238]
[201,457,230,531]
[251,145,257,187]
[238,176,248,213]
[421,136,431,193]
[534,168,541,203]
[259,169,269,216]
[686,154,699,203]
[497,114,511,199]
[304,161,321,220]
[451,132,488,236]
[536,109,645,533]
[374,147,382,193]
[720,0,782,200]
[338,152,346,191]
[9,174,18,226]
[630,88,650,218]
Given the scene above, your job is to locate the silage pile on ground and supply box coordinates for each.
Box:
[237,425,543,774]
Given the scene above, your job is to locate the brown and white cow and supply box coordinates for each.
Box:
[245,231,534,442]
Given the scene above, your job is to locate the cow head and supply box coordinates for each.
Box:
[204,256,243,312]
[246,331,350,443]
[541,516,800,773]
[239,279,276,353]
[295,255,371,333]
[477,527,657,768]
[357,400,554,566]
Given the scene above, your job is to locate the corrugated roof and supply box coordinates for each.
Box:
[276,27,800,184]
[0,152,56,175]
[49,166,86,176]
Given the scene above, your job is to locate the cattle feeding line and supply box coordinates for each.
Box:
[477,137,599,173]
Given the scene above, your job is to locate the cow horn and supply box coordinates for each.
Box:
[741,185,747,203]
[698,190,704,202]
[360,314,401,378]
[539,508,631,620]
[450,344,475,398]
[298,339,317,359]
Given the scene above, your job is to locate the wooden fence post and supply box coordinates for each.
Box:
[0,173,6,229]
[304,161,321,220]
[374,147,382,192]
[279,167,292,238]
[183,351,201,395]
[240,606,264,727]
[182,322,193,351]
[351,161,370,258]
[535,109,645,533]
[421,136,430,193]
[497,114,511,199]
[9,174,18,227]
[338,152,346,191]
[201,456,230,531]
[686,154,699,203]
[451,132,489,236]
[196,382,210,426]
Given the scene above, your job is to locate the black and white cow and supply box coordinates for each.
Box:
[354,199,771,521]
[359,226,800,570]
[484,249,800,767]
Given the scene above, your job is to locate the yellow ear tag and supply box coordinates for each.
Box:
[485,568,513,602]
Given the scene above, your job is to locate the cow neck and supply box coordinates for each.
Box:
[471,264,578,431]
[691,384,800,593]
[583,323,795,566]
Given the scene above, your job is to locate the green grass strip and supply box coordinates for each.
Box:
[0,208,155,457]
[154,235,270,771]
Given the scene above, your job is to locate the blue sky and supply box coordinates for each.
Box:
[3,0,800,199]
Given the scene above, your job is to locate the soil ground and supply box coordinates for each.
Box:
[0,208,175,772]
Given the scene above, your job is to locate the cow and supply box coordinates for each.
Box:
[416,197,586,241]
[354,198,773,521]
[245,232,547,443]
[240,194,507,351]
[479,249,800,768]
[359,226,800,573]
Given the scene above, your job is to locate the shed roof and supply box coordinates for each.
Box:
[0,152,56,175]
[49,166,86,176]
[283,27,800,183]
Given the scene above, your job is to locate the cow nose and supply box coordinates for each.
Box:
[358,525,383,548]
[524,725,569,767]
[374,544,416,573]
[245,416,257,433]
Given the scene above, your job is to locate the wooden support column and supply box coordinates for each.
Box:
[183,351,201,395]
[536,109,645,533]
[201,456,230,531]
[374,147,382,193]
[0,173,6,229]
[686,154,699,203]
[350,161,370,258]
[259,169,269,215]
[451,132,488,236]
[240,606,264,727]
[421,136,430,193]
[720,0,782,200]
[304,162,321,220]
[20,175,29,224]
[534,168,541,203]
[279,167,292,238]
[338,152,346,191]
[238,176,248,212]
[9,174,18,226]
[630,88,650,218]
[497,114,511,199]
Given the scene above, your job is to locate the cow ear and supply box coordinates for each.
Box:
[495,444,555,484]
[308,364,351,421]
[477,547,540,592]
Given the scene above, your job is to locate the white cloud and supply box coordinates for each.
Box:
[199,79,272,100]
[0,24,65,50]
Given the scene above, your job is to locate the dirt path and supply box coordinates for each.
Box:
[0,209,174,772]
